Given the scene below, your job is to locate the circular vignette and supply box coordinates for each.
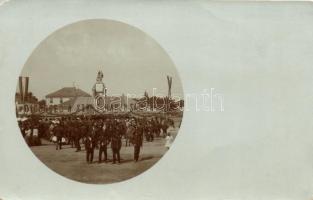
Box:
[15,19,184,184]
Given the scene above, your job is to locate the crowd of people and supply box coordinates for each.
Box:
[18,115,176,164]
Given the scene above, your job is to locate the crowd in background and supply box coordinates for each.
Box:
[18,115,176,164]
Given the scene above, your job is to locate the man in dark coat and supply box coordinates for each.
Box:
[75,122,88,152]
[111,123,122,164]
[94,123,103,150]
[98,127,110,163]
[68,122,75,148]
[133,122,144,162]
[85,132,95,164]
[54,122,63,150]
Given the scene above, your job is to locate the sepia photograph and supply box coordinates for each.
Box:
[15,19,184,184]
[2,1,313,200]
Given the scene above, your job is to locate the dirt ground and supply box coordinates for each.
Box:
[31,135,173,184]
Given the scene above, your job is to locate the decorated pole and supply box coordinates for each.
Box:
[19,76,24,103]
[25,77,29,102]
[167,75,172,112]
[18,76,30,104]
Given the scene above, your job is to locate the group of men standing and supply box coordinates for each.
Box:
[18,115,175,164]
[52,117,147,164]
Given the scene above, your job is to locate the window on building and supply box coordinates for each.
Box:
[60,98,63,104]
[50,98,53,104]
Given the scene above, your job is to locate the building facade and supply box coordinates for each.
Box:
[45,87,91,106]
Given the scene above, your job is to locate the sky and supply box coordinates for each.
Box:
[19,19,183,100]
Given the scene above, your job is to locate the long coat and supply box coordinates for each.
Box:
[110,127,122,150]
[133,126,143,147]
[54,125,63,138]
[84,136,94,150]
[98,132,110,147]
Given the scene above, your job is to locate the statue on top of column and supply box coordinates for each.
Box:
[92,70,106,97]
[96,70,103,82]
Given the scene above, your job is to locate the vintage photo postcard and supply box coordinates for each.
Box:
[1,1,313,200]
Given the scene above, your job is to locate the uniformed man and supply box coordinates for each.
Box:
[85,131,95,164]
[133,121,144,162]
[68,120,75,148]
[85,135,94,163]
[54,122,63,150]
[73,120,81,152]
[111,121,122,164]
[99,124,110,163]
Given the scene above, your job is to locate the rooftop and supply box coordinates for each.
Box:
[45,87,91,98]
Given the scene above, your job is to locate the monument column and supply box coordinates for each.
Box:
[92,70,107,112]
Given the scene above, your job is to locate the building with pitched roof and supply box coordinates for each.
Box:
[45,87,91,106]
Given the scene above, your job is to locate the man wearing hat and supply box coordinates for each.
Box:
[85,126,96,164]
[54,122,64,150]
[133,121,144,162]
[111,122,122,164]
[98,122,110,163]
